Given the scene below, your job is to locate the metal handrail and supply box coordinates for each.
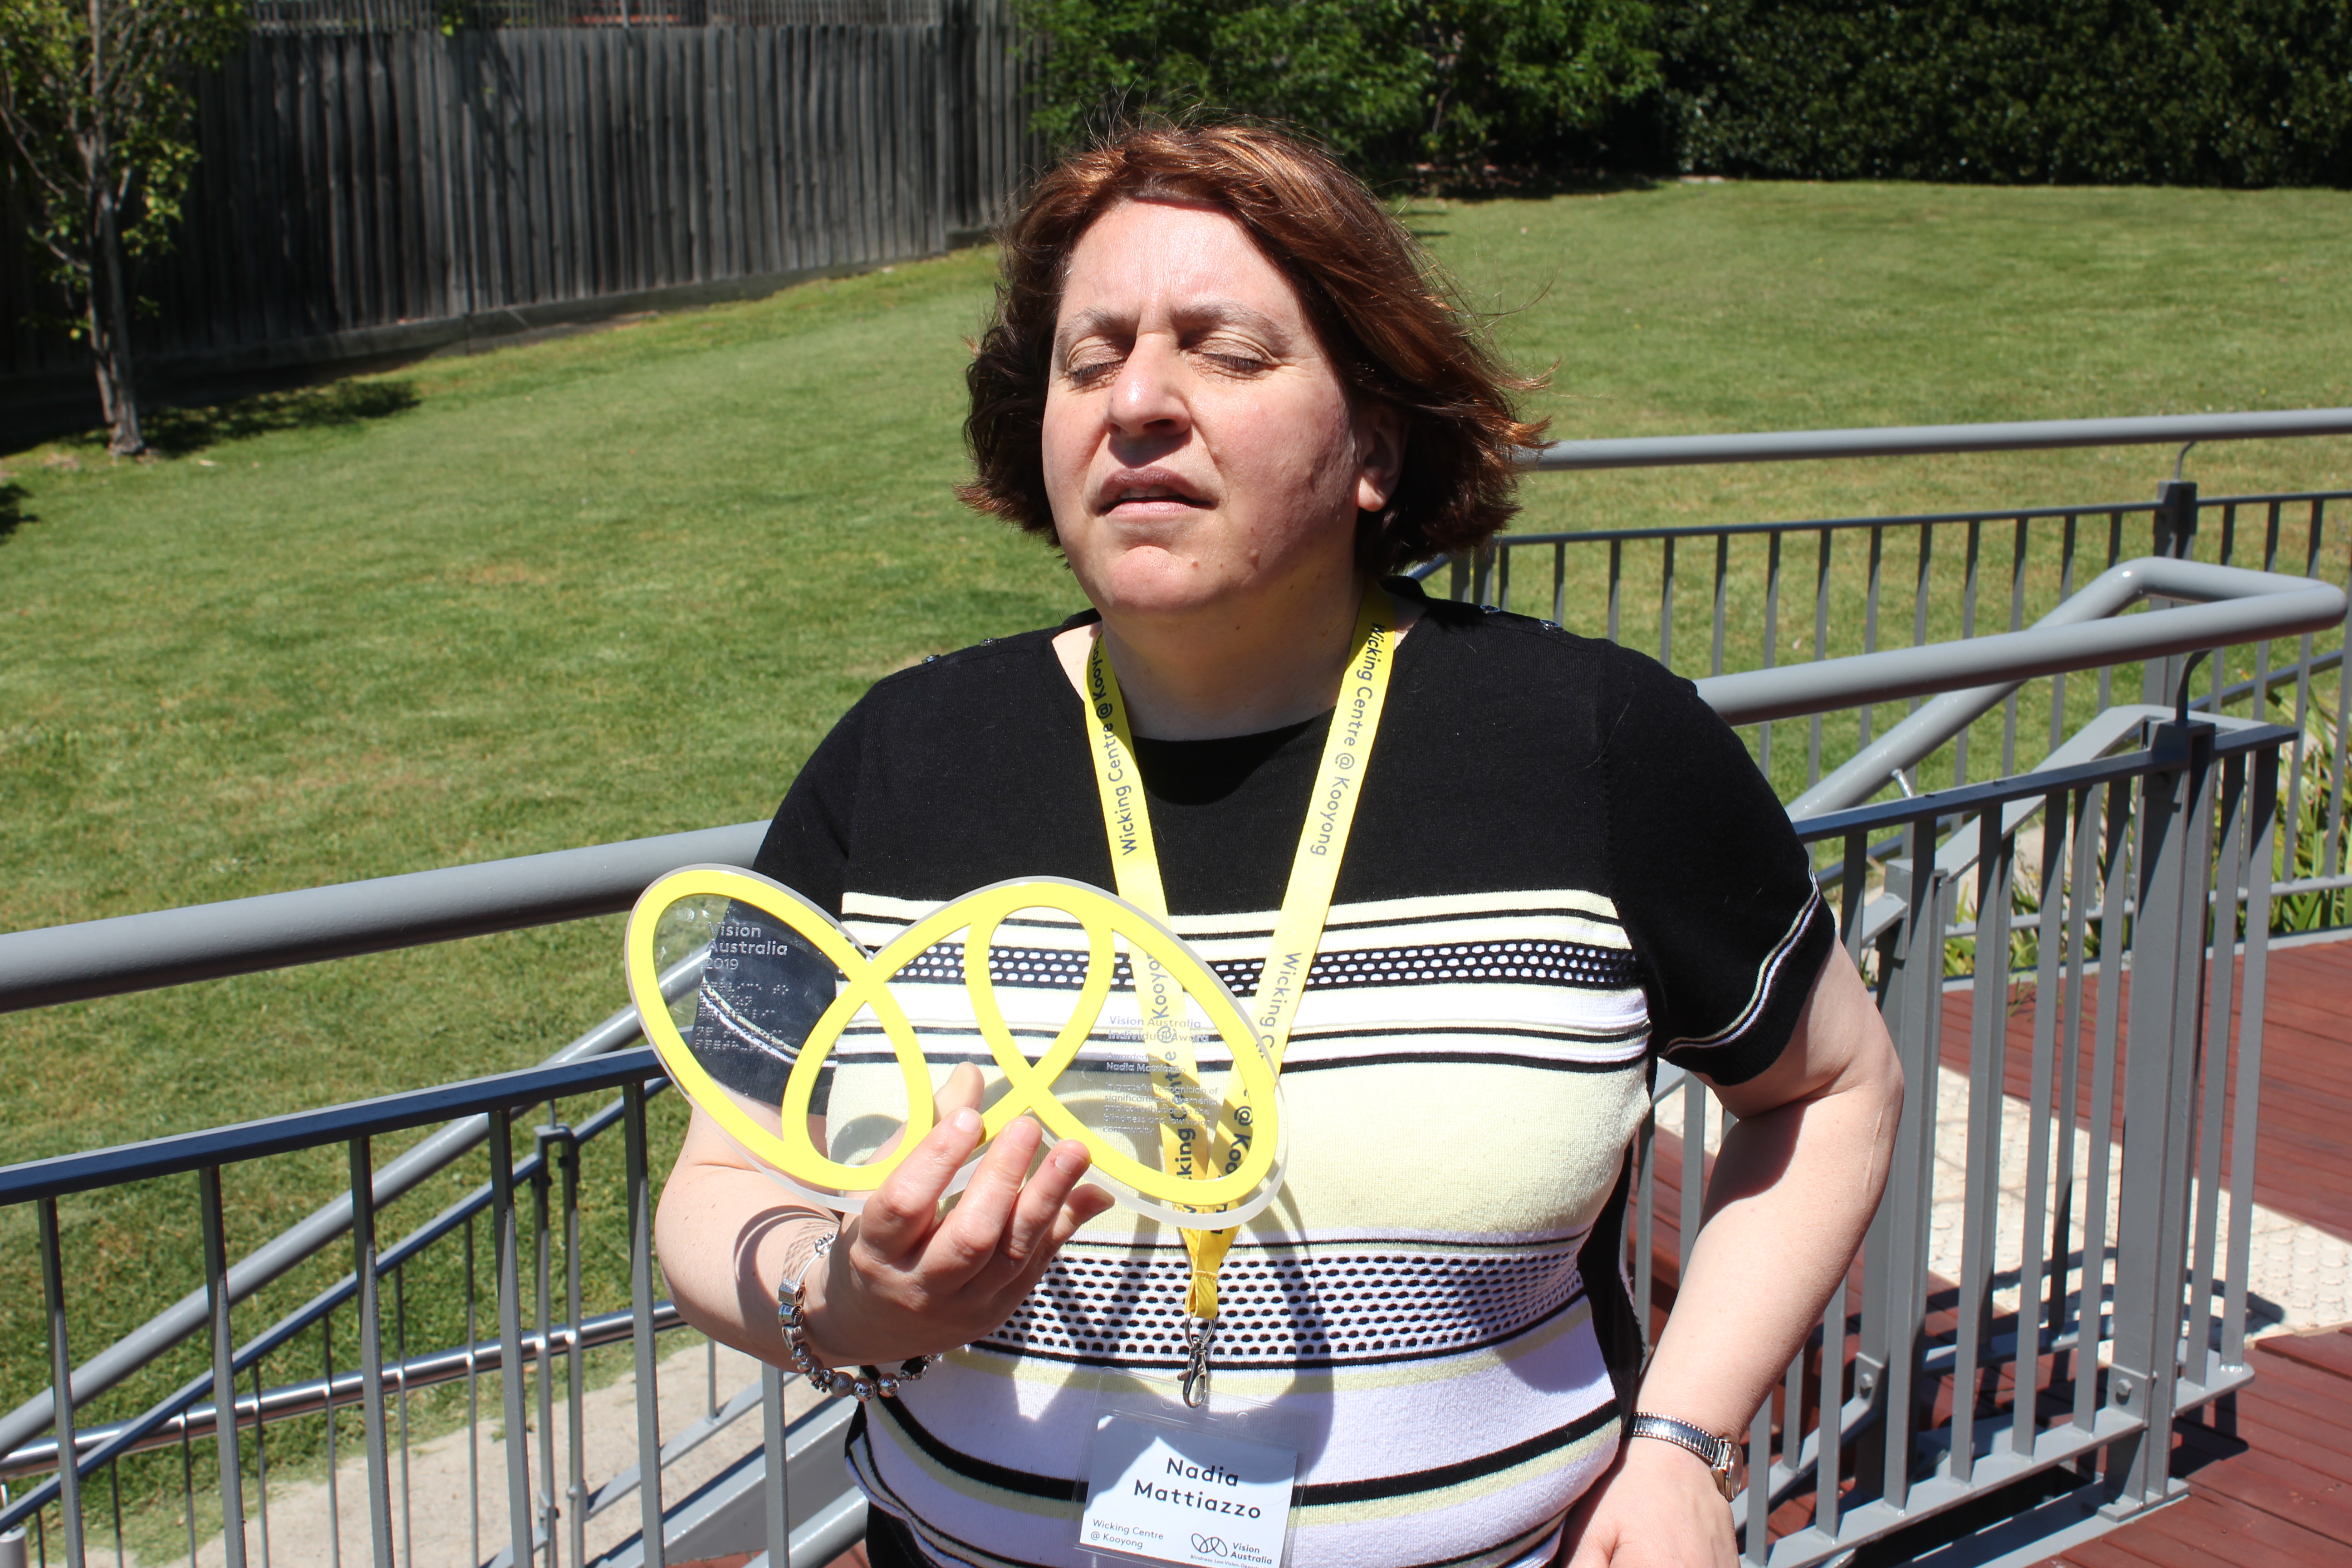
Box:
[0,1049,663,1208]
[1772,558,2343,811]
[1521,407,2352,472]
[0,819,765,1014]
[1696,558,2343,728]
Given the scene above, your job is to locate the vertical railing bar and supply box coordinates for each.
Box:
[1677,1078,1705,1312]
[181,1410,199,1568]
[2013,788,2069,1457]
[2322,501,2349,879]
[626,1081,666,1568]
[2073,782,2131,1431]
[1742,1398,1771,1565]
[563,1126,588,1568]
[1907,524,1936,791]
[2098,513,2122,712]
[2249,502,2282,728]
[1761,529,1781,780]
[1810,529,1833,790]
[1711,530,1730,679]
[2140,724,2217,1504]
[2282,505,2317,889]
[1860,525,1884,750]
[1551,539,1566,628]
[1815,1277,1844,1540]
[490,1115,535,1568]
[1951,808,2011,1485]
[1954,518,1980,788]
[2052,789,2093,1371]
[250,1363,271,1568]
[1607,539,1622,646]
[1779,1346,1803,1477]
[2190,754,2246,1393]
[108,1459,124,1568]
[1497,538,1512,613]
[321,1316,341,1568]
[2051,515,2078,760]
[466,1211,482,1568]
[2213,503,2239,720]
[533,1127,558,1568]
[1658,535,1676,669]
[1633,1102,1657,1350]
[761,1362,791,1566]
[1878,812,1941,1512]
[2003,517,2028,776]
[199,1165,247,1568]
[394,1264,411,1568]
[1818,825,1865,1541]
[348,1138,395,1568]
[2223,748,2278,1369]
[37,1198,85,1568]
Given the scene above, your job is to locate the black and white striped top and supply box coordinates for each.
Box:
[706,580,1831,1568]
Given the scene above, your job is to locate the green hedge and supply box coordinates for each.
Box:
[1014,1,2352,189]
[1653,0,2352,187]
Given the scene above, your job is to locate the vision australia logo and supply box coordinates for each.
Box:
[1190,1536,1228,1557]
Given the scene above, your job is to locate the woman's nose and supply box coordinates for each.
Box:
[1107,336,1189,437]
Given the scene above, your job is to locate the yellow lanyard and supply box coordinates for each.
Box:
[1082,588,1398,1402]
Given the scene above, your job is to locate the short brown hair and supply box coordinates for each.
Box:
[958,122,1546,577]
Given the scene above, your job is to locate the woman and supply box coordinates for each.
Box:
[657,123,1901,1568]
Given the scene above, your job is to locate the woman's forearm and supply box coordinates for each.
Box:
[654,1152,837,1366]
[1634,953,1903,1440]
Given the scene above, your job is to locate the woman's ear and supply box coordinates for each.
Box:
[1353,401,1406,514]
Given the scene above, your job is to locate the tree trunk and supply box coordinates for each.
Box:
[89,173,145,456]
[83,0,145,457]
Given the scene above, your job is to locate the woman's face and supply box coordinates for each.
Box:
[1041,199,1400,625]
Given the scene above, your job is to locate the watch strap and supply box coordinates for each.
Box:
[1627,1412,1741,1501]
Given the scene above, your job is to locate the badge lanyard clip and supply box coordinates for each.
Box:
[1084,589,1398,1406]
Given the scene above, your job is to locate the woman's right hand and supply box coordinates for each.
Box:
[799,1064,1114,1367]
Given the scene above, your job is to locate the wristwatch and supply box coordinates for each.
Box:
[1627,1413,1741,1501]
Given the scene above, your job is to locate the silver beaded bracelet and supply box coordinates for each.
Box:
[777,1230,941,1401]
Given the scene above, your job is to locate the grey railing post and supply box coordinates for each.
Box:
[625,1080,666,1568]
[532,1125,561,1568]
[37,1198,84,1568]
[199,1166,248,1568]
[2146,480,2200,706]
[348,1139,395,1568]
[761,1363,790,1567]
[2102,719,2214,1513]
[1871,826,1945,1512]
[489,1116,535,1568]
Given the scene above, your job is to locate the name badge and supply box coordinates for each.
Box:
[1079,1412,1297,1568]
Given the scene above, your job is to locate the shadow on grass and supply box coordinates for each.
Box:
[1391,168,1665,238]
[0,482,28,545]
[142,379,421,456]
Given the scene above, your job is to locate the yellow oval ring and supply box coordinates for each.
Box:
[624,867,1281,1208]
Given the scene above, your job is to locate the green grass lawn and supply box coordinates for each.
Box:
[5,180,2352,1528]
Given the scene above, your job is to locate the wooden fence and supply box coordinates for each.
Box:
[2,1,1039,431]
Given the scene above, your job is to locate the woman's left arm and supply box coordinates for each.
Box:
[1567,941,1904,1568]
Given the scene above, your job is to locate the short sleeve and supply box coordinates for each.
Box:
[1601,649,1833,1086]
[749,698,867,919]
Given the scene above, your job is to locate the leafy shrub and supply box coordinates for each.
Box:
[1013,0,2352,189]
[1011,0,1663,177]
[1650,0,2352,187]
